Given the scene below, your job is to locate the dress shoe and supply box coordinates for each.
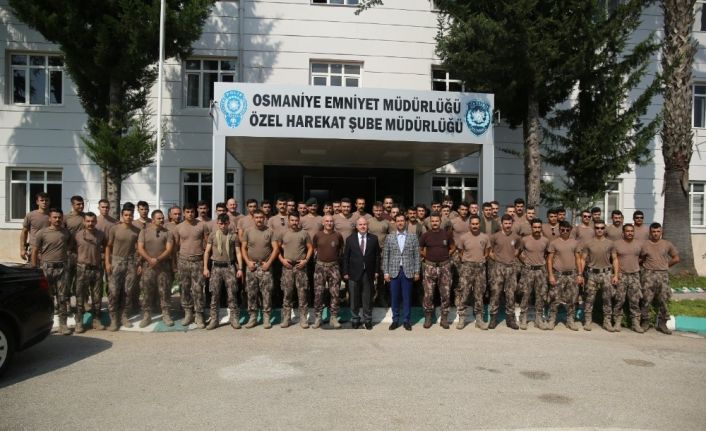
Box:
[403,322,412,331]
[389,322,400,330]
[352,321,361,329]
[364,322,373,330]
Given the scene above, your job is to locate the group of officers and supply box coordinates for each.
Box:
[21,191,680,336]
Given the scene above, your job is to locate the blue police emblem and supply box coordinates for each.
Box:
[220,90,248,128]
[465,99,491,136]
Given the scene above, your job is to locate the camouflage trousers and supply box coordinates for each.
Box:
[489,261,517,316]
[108,255,137,314]
[550,272,579,319]
[457,262,486,317]
[141,262,171,314]
[178,256,205,313]
[42,263,68,318]
[246,266,273,313]
[518,266,548,318]
[314,261,341,315]
[281,266,309,311]
[584,270,613,318]
[641,269,671,321]
[76,263,103,315]
[66,251,77,297]
[422,261,451,313]
[209,264,238,316]
[615,272,642,319]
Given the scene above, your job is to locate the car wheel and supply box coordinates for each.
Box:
[0,319,16,377]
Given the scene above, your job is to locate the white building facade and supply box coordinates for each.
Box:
[1,0,705,272]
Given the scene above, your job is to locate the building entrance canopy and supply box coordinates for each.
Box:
[210,83,495,204]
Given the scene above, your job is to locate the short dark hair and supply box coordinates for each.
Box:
[84,211,97,219]
[288,211,300,219]
[340,198,351,204]
[547,208,557,216]
[98,199,109,206]
[49,207,63,215]
[70,195,84,204]
[260,199,271,206]
[217,214,230,224]
[394,213,406,221]
[531,218,543,226]
[137,200,149,208]
[559,221,572,229]
[611,209,623,217]
[183,203,196,211]
[151,209,163,218]
[246,198,258,206]
[469,214,481,222]
[429,211,441,219]
[36,192,49,201]
[122,202,135,212]
[253,209,265,217]
[501,214,513,222]
[590,206,601,213]
[216,202,227,210]
[633,210,644,218]
[649,222,662,229]
[482,202,492,209]
[622,223,634,231]
[514,198,525,205]
[197,200,209,208]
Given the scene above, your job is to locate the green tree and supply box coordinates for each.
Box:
[9,0,215,217]
[542,0,662,214]
[660,0,697,275]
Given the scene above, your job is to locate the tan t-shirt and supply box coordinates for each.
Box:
[633,224,649,241]
[367,218,391,248]
[138,227,173,258]
[583,238,614,269]
[512,218,531,237]
[542,223,560,240]
[300,215,323,240]
[207,231,239,262]
[243,227,275,262]
[108,224,140,257]
[640,239,678,271]
[614,239,642,274]
[606,224,623,241]
[23,210,50,245]
[65,212,84,235]
[333,214,356,240]
[268,213,289,236]
[490,231,520,265]
[456,232,490,263]
[75,229,106,266]
[548,238,581,272]
[313,231,344,263]
[520,235,549,266]
[451,216,470,243]
[278,229,311,261]
[572,224,594,244]
[176,221,207,257]
[237,216,256,236]
[96,215,117,236]
[132,218,151,230]
[34,226,70,263]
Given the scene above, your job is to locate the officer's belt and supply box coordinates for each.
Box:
[179,255,203,262]
[423,259,450,267]
[77,263,100,270]
[211,261,234,268]
[43,261,65,268]
[316,260,339,267]
[643,268,668,272]
[554,270,575,276]
[587,267,611,274]
[525,265,545,270]
[462,261,485,267]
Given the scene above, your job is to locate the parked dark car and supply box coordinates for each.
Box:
[0,263,54,377]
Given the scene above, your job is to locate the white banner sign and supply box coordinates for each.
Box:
[213,83,493,144]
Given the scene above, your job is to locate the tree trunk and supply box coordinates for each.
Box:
[523,98,542,207]
[661,0,697,275]
[107,76,123,220]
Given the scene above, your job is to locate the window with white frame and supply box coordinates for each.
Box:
[10,53,64,105]
[184,59,237,108]
[432,68,466,92]
[310,62,361,87]
[312,0,360,5]
[594,180,621,215]
[694,85,706,128]
[690,182,705,226]
[8,168,62,220]
[182,170,236,206]
[432,176,478,204]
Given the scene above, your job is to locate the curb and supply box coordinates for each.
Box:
[52,307,706,334]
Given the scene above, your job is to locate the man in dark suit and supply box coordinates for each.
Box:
[342,217,379,329]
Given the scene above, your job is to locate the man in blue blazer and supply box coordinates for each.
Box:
[383,213,420,330]
[342,217,380,329]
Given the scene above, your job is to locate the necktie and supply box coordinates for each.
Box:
[360,235,365,254]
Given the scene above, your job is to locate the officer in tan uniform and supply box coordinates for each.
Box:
[639,222,679,334]
[137,209,174,328]
[32,208,72,335]
[277,212,313,328]
[479,202,500,235]
[312,215,344,328]
[242,209,280,329]
[74,212,107,332]
[547,221,583,331]
[419,212,455,329]
[489,214,521,330]
[368,202,391,306]
[581,220,618,331]
[64,195,85,302]
[96,199,118,236]
[632,210,649,241]
[518,218,550,329]
[606,210,624,241]
[455,215,491,330]
[573,210,595,244]
[20,192,50,261]
[612,223,644,332]
[333,198,356,240]
[542,209,560,240]
[260,199,273,218]
[174,203,209,328]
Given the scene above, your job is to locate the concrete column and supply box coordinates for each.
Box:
[480,140,495,203]
[212,135,227,211]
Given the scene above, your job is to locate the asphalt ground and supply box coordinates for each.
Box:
[1,321,705,431]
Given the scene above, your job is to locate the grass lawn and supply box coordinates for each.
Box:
[669,275,706,289]
[669,299,706,318]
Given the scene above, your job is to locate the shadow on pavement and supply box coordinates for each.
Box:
[0,334,112,388]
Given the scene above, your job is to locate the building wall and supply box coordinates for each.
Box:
[0,0,704,272]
